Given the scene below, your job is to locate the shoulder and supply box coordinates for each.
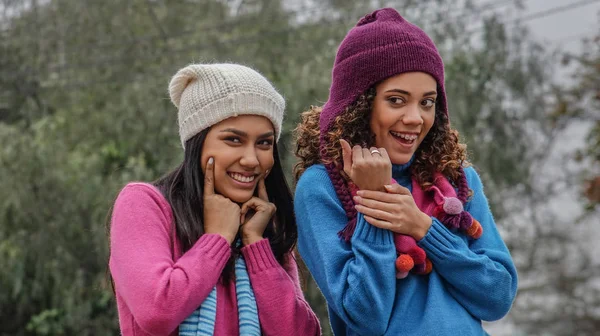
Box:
[462,166,485,193]
[294,164,338,204]
[295,164,336,200]
[295,164,334,193]
[115,182,167,204]
[109,183,177,261]
[113,182,172,221]
[461,166,492,213]
[297,164,329,182]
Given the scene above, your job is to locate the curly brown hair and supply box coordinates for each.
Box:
[293,86,470,189]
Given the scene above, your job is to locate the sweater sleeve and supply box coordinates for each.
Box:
[294,166,397,335]
[109,183,232,335]
[417,167,518,321]
[241,239,321,336]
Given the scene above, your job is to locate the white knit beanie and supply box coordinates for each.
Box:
[168,63,285,148]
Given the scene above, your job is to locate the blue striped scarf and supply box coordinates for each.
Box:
[179,255,261,335]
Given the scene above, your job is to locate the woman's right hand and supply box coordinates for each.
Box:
[340,139,392,192]
[203,157,241,244]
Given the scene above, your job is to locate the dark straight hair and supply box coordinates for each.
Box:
[152,129,297,282]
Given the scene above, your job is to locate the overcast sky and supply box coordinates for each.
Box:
[525,0,599,54]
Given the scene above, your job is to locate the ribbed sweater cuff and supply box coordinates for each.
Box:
[417,218,462,262]
[196,234,231,266]
[352,214,394,245]
[241,238,279,273]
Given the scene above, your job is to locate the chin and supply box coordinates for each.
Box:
[222,190,254,204]
[390,153,414,165]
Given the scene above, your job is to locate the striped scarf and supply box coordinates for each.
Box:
[179,254,261,335]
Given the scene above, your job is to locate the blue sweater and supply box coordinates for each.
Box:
[295,163,518,336]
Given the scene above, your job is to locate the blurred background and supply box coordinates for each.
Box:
[0,0,598,335]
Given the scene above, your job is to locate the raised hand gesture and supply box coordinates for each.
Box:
[340,139,392,192]
[203,157,242,244]
[240,178,277,246]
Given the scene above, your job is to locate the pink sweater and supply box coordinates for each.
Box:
[109,183,321,336]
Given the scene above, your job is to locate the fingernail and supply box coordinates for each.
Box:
[208,157,214,164]
[384,184,392,189]
[356,190,363,196]
[353,196,361,203]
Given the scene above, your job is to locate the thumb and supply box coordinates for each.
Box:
[203,157,215,196]
[340,139,353,176]
[384,183,412,196]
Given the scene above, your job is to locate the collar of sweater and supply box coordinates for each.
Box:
[391,156,414,183]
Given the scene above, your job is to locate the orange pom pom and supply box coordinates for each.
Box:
[473,224,483,239]
[467,219,483,239]
[424,258,433,274]
[395,254,414,272]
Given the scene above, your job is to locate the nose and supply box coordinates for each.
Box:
[239,146,260,169]
[402,103,424,125]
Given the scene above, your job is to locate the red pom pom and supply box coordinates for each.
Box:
[407,246,426,265]
[395,254,414,272]
[433,204,445,218]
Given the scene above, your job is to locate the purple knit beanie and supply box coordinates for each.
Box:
[319,8,453,241]
[319,7,448,141]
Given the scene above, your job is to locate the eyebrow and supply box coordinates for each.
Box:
[385,89,437,97]
[220,128,275,138]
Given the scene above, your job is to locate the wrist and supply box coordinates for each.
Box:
[242,232,263,246]
[204,229,235,245]
[413,213,432,241]
[221,233,237,245]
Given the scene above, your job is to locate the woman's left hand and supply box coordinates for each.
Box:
[354,183,432,240]
[240,178,277,246]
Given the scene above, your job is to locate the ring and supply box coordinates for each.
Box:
[370,149,381,155]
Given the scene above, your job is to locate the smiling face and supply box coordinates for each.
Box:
[370,72,437,165]
[200,115,275,203]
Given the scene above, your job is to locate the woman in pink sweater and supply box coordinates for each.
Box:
[108,63,321,336]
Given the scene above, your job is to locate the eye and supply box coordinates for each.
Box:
[257,139,274,148]
[224,136,242,144]
[421,98,436,109]
[388,96,405,105]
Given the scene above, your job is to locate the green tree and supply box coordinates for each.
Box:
[566,34,600,211]
[511,30,600,335]
[1,0,584,334]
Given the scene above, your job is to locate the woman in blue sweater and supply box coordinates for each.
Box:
[293,8,518,336]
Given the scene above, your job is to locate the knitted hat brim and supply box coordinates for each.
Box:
[179,92,284,148]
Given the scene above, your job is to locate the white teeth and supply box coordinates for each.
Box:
[390,131,418,141]
[229,173,255,183]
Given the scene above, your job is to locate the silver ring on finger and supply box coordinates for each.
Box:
[370,149,381,155]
